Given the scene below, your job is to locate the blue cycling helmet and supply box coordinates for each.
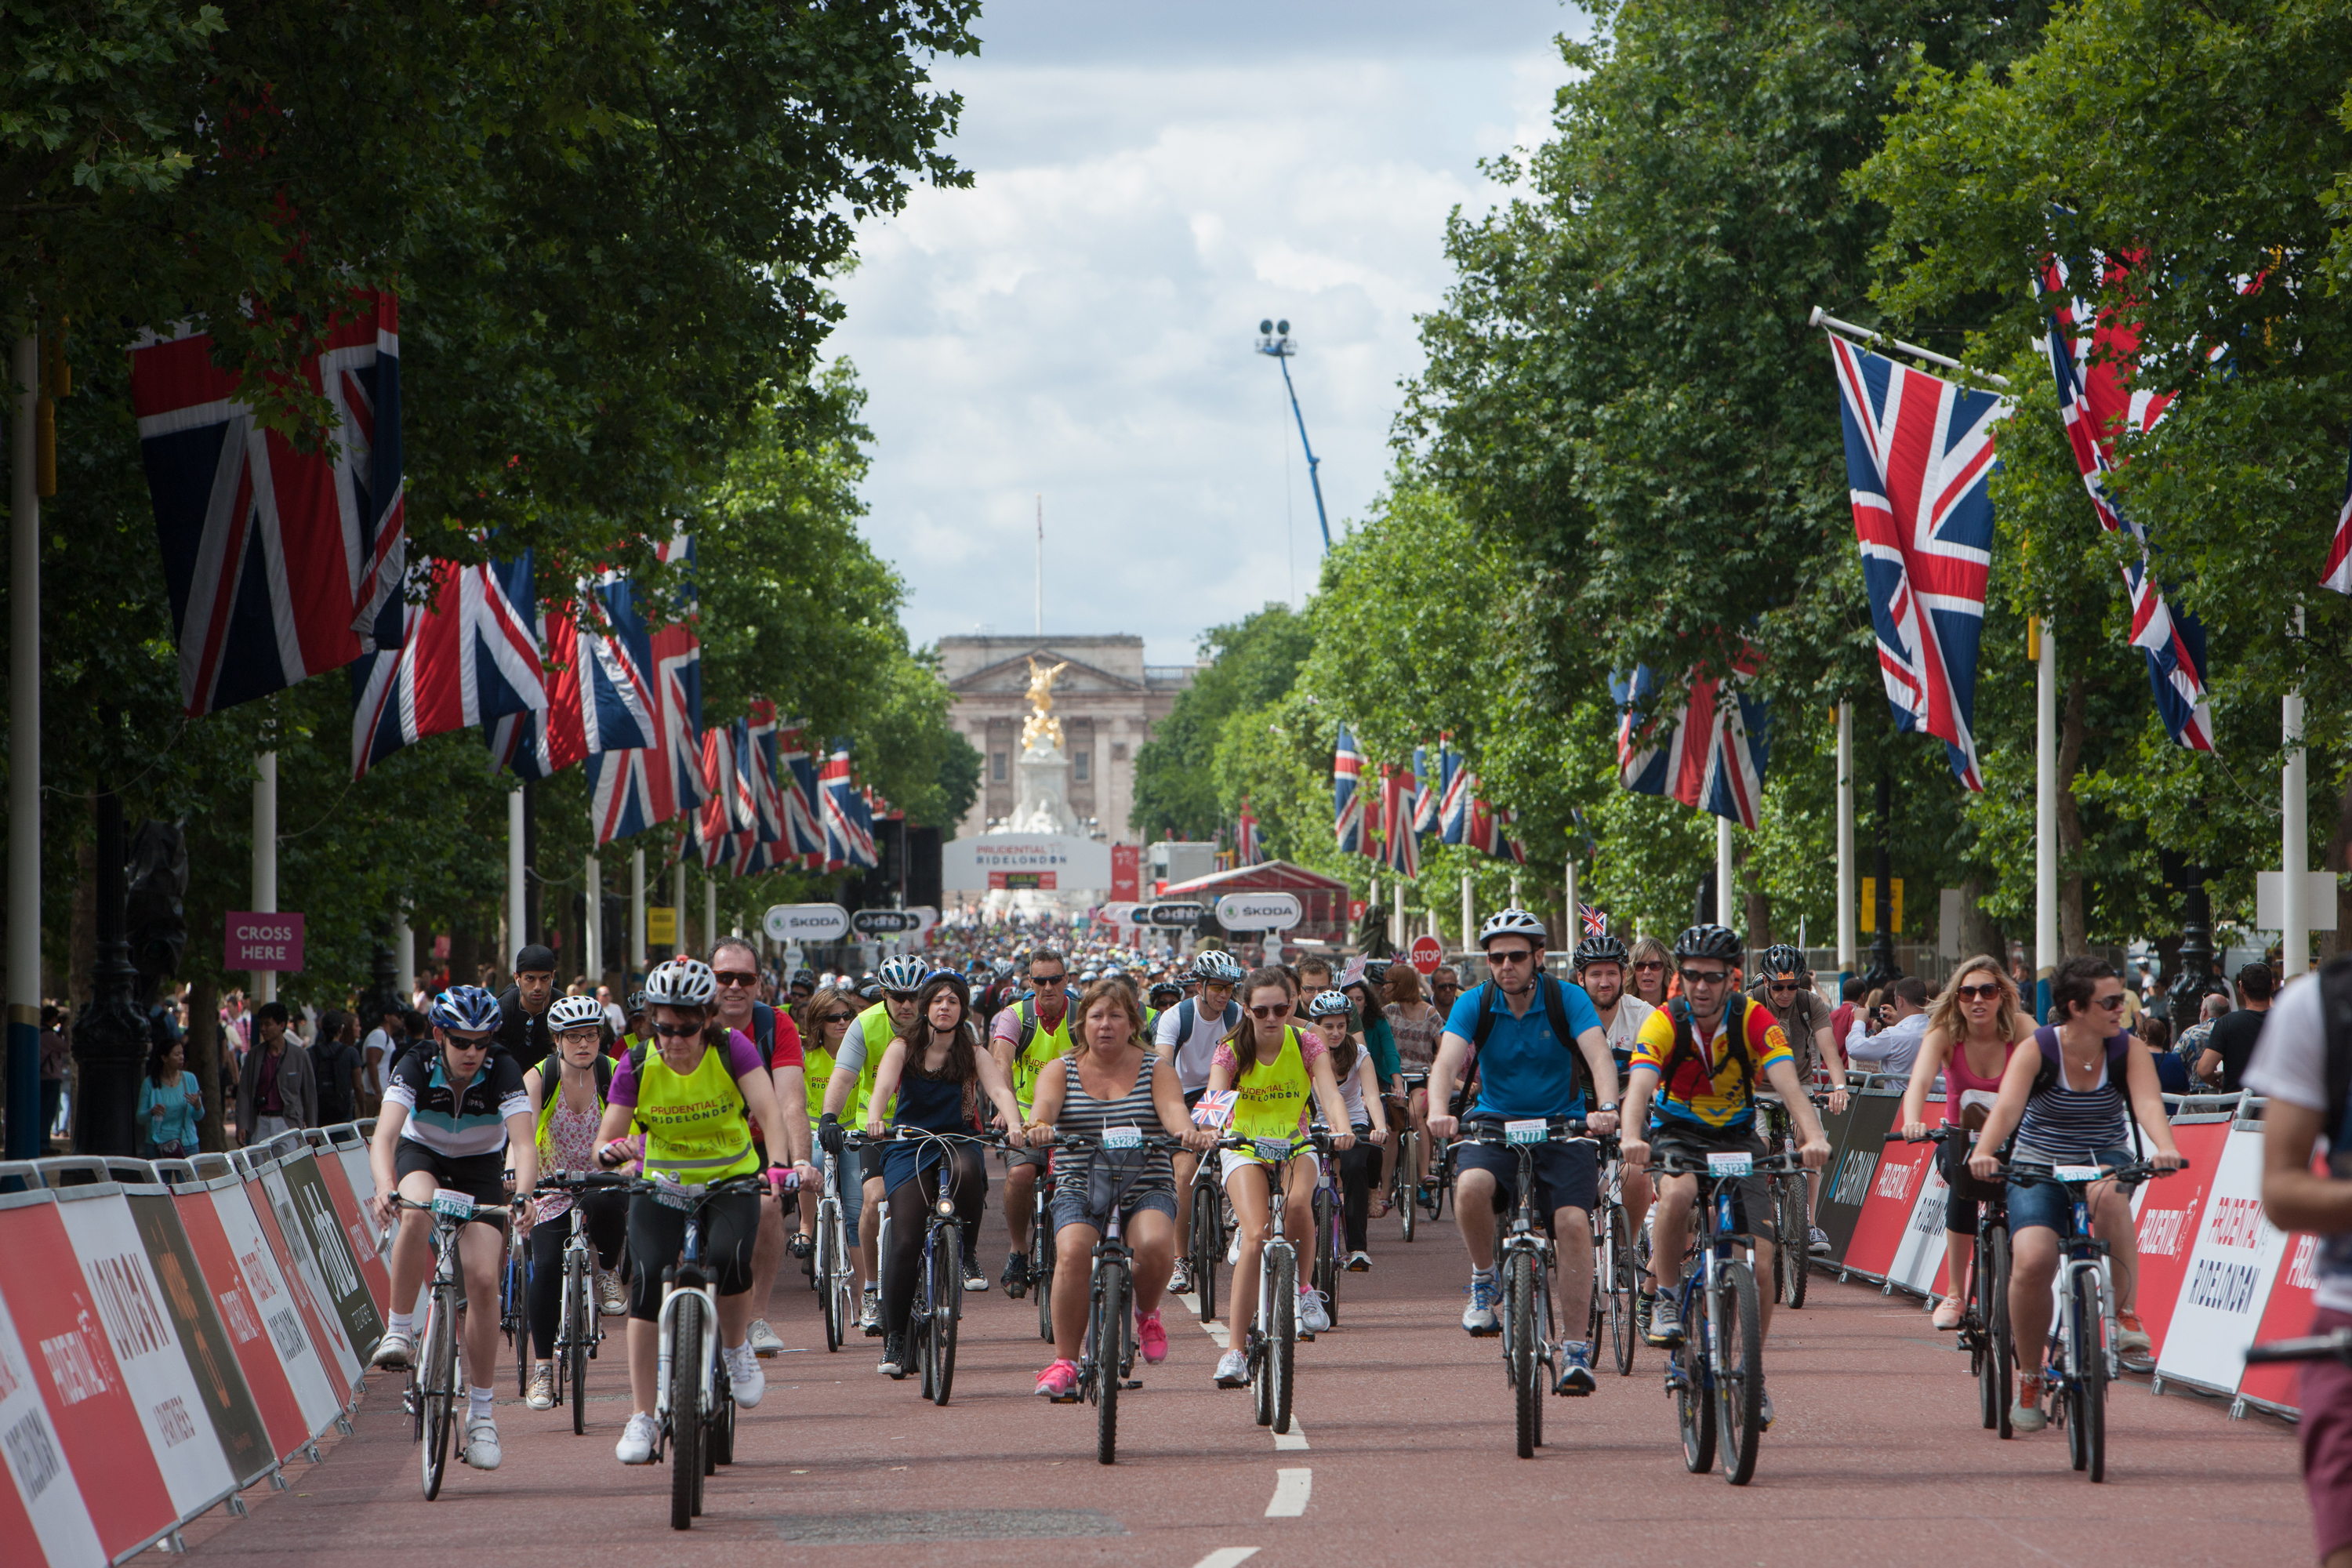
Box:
[430,985,503,1034]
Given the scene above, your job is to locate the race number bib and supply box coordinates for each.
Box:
[1504,1119,1548,1146]
[1254,1138,1296,1164]
[1102,1126,1144,1151]
[2053,1163,2104,1185]
[430,1189,475,1221]
[1705,1151,1753,1178]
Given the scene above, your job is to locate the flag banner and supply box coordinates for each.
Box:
[693,723,744,869]
[2325,438,2352,595]
[1380,766,1419,877]
[1333,724,1366,855]
[779,723,826,858]
[132,291,408,716]
[585,536,703,844]
[1411,744,1442,840]
[485,571,656,780]
[1581,904,1609,939]
[745,702,786,842]
[1612,660,1773,830]
[350,554,545,779]
[1236,799,1261,867]
[822,744,877,869]
[1828,334,2009,789]
[1438,740,1471,846]
[2039,257,2215,750]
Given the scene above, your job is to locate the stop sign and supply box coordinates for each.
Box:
[1409,935,1444,975]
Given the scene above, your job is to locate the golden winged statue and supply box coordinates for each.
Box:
[1021,656,1069,752]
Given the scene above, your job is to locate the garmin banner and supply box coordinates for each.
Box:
[1814,1091,1899,1268]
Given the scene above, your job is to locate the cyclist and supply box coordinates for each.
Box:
[1155,949,1245,1295]
[1966,956,2183,1432]
[993,948,1075,1297]
[827,971,1025,1381]
[619,989,651,1058]
[1382,961,1444,1206]
[709,935,812,1359]
[521,994,626,1410]
[787,968,817,1007]
[594,957,801,1465]
[796,984,866,1300]
[1305,990,1390,1272]
[1628,934,1672,1010]
[822,956,927,1333]
[1574,933,1657,1311]
[1025,978,1211,1399]
[1426,909,1621,1395]
[1206,966,1359,1385]
[1896,956,2034,1330]
[365,985,537,1471]
[1748,943,1849,1257]
[1428,964,1462,1016]
[1146,978,1183,1038]
[1623,925,1831,1427]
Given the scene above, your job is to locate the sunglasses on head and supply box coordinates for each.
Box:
[1250,1002,1293,1019]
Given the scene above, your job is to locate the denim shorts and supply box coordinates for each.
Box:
[1051,1182,1176,1236]
[2006,1149,2136,1235]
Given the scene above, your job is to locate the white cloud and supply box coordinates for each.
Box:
[826,4,1583,662]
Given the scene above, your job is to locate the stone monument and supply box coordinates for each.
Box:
[1007,657,1082,837]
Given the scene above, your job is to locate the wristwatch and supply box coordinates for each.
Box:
[1595,1101,1619,1113]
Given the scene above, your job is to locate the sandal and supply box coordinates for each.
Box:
[789,1231,814,1260]
[1371,1196,1393,1218]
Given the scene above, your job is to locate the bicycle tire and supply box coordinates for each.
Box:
[1311,1184,1335,1318]
[818,1216,844,1354]
[932,1222,962,1406]
[1096,1261,1127,1465]
[1323,1190,1341,1329]
[670,1293,703,1530]
[1715,1261,1766,1486]
[510,1227,532,1399]
[1508,1251,1538,1459]
[1270,1245,1297,1436]
[568,1257,590,1436]
[1190,1188,1219,1323]
[1252,1325,1274,1428]
[1036,1217,1056,1344]
[1676,1288,1715,1475]
[711,1368,735,1468]
[1609,1203,1636,1376]
[2071,1269,2107,1480]
[1987,1225,2013,1439]
[1779,1178,1809,1309]
[422,1288,456,1501]
[1399,1133,1418,1243]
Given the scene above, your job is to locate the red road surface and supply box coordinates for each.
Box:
[175,1179,2312,1566]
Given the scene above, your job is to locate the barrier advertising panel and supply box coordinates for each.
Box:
[123,1191,274,1487]
[263,1153,383,1364]
[314,1145,393,1317]
[1887,1152,1952,1297]
[172,1182,324,1461]
[244,1171,361,1387]
[49,1191,238,1526]
[0,1203,107,1568]
[1815,1093,1900,1266]
[2123,1119,2230,1365]
[2153,1127,2290,1396]
[1843,1131,1937,1282]
[2239,1229,2321,1414]
[220,1181,350,1409]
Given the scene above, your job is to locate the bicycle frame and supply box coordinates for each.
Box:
[652,1209,724,1434]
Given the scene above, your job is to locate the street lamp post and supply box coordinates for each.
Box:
[1254,320,1331,550]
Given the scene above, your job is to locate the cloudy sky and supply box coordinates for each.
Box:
[826,0,1588,666]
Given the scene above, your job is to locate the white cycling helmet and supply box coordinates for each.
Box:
[644,956,719,1008]
[548,994,606,1032]
[1477,907,1548,950]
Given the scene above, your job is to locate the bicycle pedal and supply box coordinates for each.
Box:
[1123,1378,1143,1390]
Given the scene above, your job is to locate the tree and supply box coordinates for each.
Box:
[1130,604,1314,841]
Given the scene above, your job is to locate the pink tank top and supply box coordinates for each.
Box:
[1942,1034,2017,1127]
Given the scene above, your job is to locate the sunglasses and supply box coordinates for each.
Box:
[1632,960,1665,971]
[2092,994,2127,1011]
[1032,974,1066,985]
[1487,949,1534,966]
[1767,982,1798,993]
[1250,1002,1293,1019]
[884,991,919,1004]
[1679,968,1730,986]
[1956,982,2004,1002]
[713,971,759,988]
[821,1011,856,1025]
[653,1021,702,1038]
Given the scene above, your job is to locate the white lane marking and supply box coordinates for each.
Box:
[1190,1551,1261,1568]
[1272,1419,1307,1451]
[1184,1299,1305,1450]
[1179,1294,1229,1348]
[1266,1468,1312,1518]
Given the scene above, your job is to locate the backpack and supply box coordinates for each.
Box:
[1470,974,1593,1105]
[2316,954,2352,1146]
[1658,993,1757,1113]
[2027,1022,2141,1158]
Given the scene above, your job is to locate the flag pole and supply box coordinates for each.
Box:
[585,853,602,984]
[1564,851,1578,947]
[1807,307,2013,389]
[1715,816,1735,936]
[2285,603,2309,978]
[6,332,41,1156]
[630,847,647,974]
[2034,616,2058,1020]
[506,789,525,977]
[675,858,688,960]
[255,750,278,1004]
[1835,702,1857,982]
[1461,873,1475,957]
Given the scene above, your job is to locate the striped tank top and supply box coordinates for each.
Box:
[1054,1053,1174,1192]
[2013,1026,2131,1164]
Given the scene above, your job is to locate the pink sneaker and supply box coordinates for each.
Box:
[1035,1359,1079,1401]
[1136,1308,1169,1365]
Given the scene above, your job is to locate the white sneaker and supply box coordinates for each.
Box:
[615,1410,659,1464]
[463,1414,501,1469]
[724,1344,766,1409]
[1226,1232,1241,1267]
[370,1329,413,1370]
[525,1366,554,1410]
[1298,1290,1331,1335]
[597,1268,628,1316]
[747,1319,786,1358]
[1214,1348,1248,1388]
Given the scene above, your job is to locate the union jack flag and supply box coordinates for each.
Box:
[1378,767,1418,877]
[2038,258,2215,750]
[132,292,408,716]
[485,570,657,781]
[1580,903,1608,940]
[2325,439,2352,595]
[350,554,545,779]
[1332,724,1366,854]
[585,539,706,844]
[1235,798,1261,867]
[822,744,878,869]
[778,723,827,859]
[1411,743,1443,840]
[1612,660,1772,830]
[1438,742,1473,847]
[1828,335,2009,789]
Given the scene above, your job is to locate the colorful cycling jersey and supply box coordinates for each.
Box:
[385,1040,530,1158]
[608,1030,764,1180]
[1630,996,1790,1133]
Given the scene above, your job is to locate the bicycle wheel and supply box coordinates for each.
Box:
[1778,1179,1809,1309]
[421,1289,456,1501]
[2072,1271,2107,1481]
[1189,1188,1219,1323]
[711,1369,735,1468]
[509,1227,532,1399]
[1986,1225,2013,1439]
[1310,1184,1334,1318]
[568,1256,590,1436]
[931,1222,962,1406]
[1096,1261,1127,1465]
[1507,1251,1538,1459]
[1398,1133,1418,1243]
[1269,1246,1297,1436]
[1714,1261,1766,1486]
[1609,1202,1636,1376]
[1675,1289,1715,1475]
[670,1293,703,1531]
[818,1217,844,1354]
[1036,1218,1056,1344]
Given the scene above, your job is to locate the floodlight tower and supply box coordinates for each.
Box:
[1255,318,1331,550]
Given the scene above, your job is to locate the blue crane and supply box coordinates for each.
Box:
[1255,319,1331,550]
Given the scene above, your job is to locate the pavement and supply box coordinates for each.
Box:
[172,1178,2314,1567]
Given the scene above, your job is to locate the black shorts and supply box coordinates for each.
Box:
[1937,1134,2003,1237]
[394,1141,510,1232]
[1650,1123,1775,1245]
[1457,1120,1599,1218]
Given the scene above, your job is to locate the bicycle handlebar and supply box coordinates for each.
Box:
[1044,1131,1192,1153]
[534,1171,635,1195]
[1886,1127,1961,1145]
[2246,1328,2352,1367]
[1645,1150,1808,1178]
[1994,1157,2185,1189]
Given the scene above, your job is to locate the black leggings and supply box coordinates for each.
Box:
[625,1189,760,1322]
[1338,1127,1378,1250]
[880,1149,987,1341]
[528,1192,626,1359]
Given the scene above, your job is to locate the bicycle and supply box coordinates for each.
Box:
[1454,1116,1596,1458]
[1591,1133,1638,1377]
[1648,1146,1808,1486]
[1390,1071,1428,1243]
[383,1191,509,1501]
[1307,1120,1348,1330]
[1888,1127,2013,1436]
[1040,1129,1189,1464]
[810,1145,855,1353]
[501,1192,532,1399]
[1027,1153,1059,1344]
[533,1171,630,1435]
[1758,1097,1814,1310]
[1982,1152,2181,1483]
[1183,1145,1223,1324]
[861,1127,1001,1406]
[1213,1132,1314,1436]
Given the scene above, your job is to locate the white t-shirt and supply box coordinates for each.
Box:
[1595,995,1656,1060]
[1155,997,1242,1092]
[2243,980,2352,1312]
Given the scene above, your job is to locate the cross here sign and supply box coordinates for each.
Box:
[227,912,305,971]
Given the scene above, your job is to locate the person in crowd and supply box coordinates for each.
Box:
[520,994,627,1410]
[2176,991,2228,1090]
[38,1004,69,1147]
[597,983,626,1036]
[1384,961,1444,1200]
[360,1000,405,1116]
[140,1035,206,1159]
[1850,975,1931,1078]
[2196,961,2274,1093]
[821,956,931,1335]
[499,943,561,1076]
[993,947,1074,1297]
[313,1008,364,1127]
[1154,949,1245,1296]
[1627,935,1672,1010]
[796,985,869,1303]
[1969,956,2183,1429]
[235,1001,318,1145]
[1305,989,1390,1271]
[1899,956,2035,1328]
[1830,975,1867,1050]
[1428,963,1464,1016]
[707,935,811,1359]
[2140,1016,2190,1094]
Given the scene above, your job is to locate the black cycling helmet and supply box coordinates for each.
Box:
[1760,943,1807,979]
[1573,934,1629,970]
[1148,981,1182,1006]
[1671,924,1742,964]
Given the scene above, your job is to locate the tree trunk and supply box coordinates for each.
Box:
[1744,888,1773,951]
[187,977,227,1155]
[2056,673,2089,957]
[1957,878,2004,963]
[68,821,96,1018]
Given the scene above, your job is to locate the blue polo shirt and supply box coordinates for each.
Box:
[1444,976,1603,1120]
